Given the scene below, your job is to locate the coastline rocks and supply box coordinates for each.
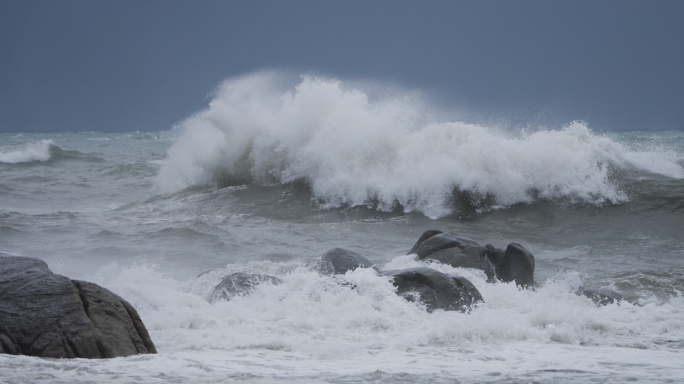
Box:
[306,248,483,312]
[409,230,536,287]
[381,267,484,312]
[0,252,156,358]
[208,268,282,303]
[306,248,378,275]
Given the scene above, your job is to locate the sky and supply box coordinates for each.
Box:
[1,0,683,133]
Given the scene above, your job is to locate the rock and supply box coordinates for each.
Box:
[407,230,443,255]
[209,268,282,303]
[381,267,484,313]
[409,230,535,287]
[498,243,535,287]
[576,286,623,307]
[410,232,481,260]
[0,252,156,358]
[420,245,499,282]
[307,248,377,275]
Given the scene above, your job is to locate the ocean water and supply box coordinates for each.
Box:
[1,74,684,383]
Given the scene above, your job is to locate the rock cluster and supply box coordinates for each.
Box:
[0,252,156,359]
[408,230,535,287]
[205,230,623,311]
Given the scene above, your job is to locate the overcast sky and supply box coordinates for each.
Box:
[1,0,683,132]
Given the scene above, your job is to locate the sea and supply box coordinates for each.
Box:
[1,73,683,383]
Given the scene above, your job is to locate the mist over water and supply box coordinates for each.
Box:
[1,73,684,383]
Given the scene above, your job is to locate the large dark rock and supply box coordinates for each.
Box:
[576,286,623,307]
[411,232,481,260]
[381,267,484,313]
[0,252,156,358]
[208,268,283,303]
[307,248,378,276]
[498,243,535,287]
[407,230,443,255]
[408,230,536,287]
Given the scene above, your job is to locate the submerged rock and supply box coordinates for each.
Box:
[0,252,156,358]
[381,267,484,312]
[209,268,283,303]
[409,230,536,287]
[307,248,378,275]
[576,286,623,307]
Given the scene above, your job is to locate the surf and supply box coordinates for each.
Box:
[157,72,684,219]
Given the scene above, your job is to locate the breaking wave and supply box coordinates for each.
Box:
[158,72,684,218]
[0,140,53,163]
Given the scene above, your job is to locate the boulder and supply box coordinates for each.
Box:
[576,286,623,307]
[498,243,535,288]
[411,232,481,260]
[0,252,156,358]
[209,268,282,303]
[381,267,484,313]
[307,248,378,275]
[408,230,535,287]
[407,230,443,255]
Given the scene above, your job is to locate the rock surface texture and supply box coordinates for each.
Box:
[0,252,156,358]
[209,269,283,303]
[409,230,536,287]
[307,248,378,275]
[381,267,484,313]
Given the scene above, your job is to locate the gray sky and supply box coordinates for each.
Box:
[1,0,683,132]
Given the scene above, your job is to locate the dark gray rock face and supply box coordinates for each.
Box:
[381,267,484,313]
[412,232,481,260]
[307,248,377,275]
[0,252,156,358]
[498,243,535,288]
[409,230,536,287]
[210,269,282,303]
[407,230,443,255]
[576,286,623,307]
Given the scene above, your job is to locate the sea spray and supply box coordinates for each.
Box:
[0,139,53,163]
[158,73,684,218]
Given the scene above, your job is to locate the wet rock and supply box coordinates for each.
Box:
[407,230,443,255]
[381,267,484,313]
[307,248,378,276]
[410,232,481,260]
[498,243,535,287]
[421,245,498,282]
[0,252,156,358]
[576,286,623,307]
[409,230,535,287]
[209,268,282,303]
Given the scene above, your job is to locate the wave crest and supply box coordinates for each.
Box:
[0,140,53,163]
[158,72,684,218]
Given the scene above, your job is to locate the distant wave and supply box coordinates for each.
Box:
[158,72,684,218]
[0,140,53,163]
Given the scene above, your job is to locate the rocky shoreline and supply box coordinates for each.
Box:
[1,230,624,359]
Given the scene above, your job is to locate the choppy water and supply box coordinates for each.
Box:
[1,74,684,383]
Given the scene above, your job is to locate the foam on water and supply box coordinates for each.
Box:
[0,139,53,163]
[4,258,680,382]
[158,72,684,218]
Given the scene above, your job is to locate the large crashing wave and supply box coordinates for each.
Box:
[158,72,684,218]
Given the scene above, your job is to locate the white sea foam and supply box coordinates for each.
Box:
[86,259,684,355]
[13,259,677,382]
[157,72,684,218]
[0,139,53,163]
